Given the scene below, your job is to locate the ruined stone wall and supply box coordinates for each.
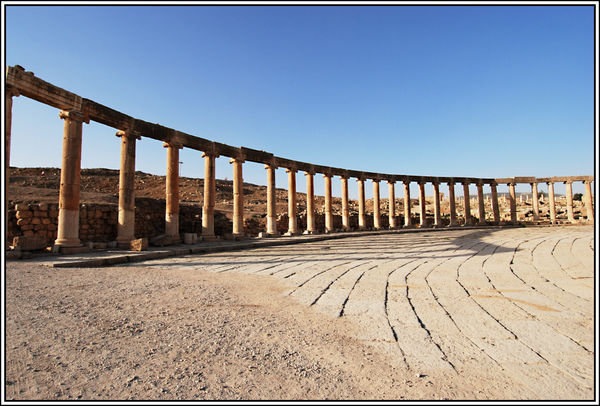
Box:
[6,199,232,247]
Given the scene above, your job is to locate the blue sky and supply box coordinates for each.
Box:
[4,3,596,197]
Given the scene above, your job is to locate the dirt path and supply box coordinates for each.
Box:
[4,226,596,401]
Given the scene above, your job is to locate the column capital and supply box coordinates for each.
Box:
[59,109,86,123]
[563,180,573,185]
[115,130,141,140]
[202,151,220,159]
[163,141,183,149]
[286,167,297,174]
[264,163,278,170]
[6,84,20,98]
[304,170,315,176]
[229,157,245,164]
[387,179,395,185]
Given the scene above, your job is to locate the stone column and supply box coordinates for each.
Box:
[286,168,298,235]
[305,171,316,234]
[491,183,500,224]
[265,164,278,236]
[447,181,457,226]
[418,181,427,227]
[388,181,397,229]
[230,158,244,237]
[5,86,19,220]
[341,176,350,231]
[357,177,366,230]
[164,141,182,242]
[548,182,557,224]
[54,110,85,248]
[403,180,412,227]
[531,182,540,221]
[324,174,334,232]
[462,182,471,225]
[202,152,218,240]
[508,182,517,224]
[565,181,575,223]
[584,180,594,222]
[373,179,381,230]
[116,130,138,247]
[476,182,486,225]
[433,181,441,227]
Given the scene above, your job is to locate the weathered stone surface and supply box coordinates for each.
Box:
[130,238,148,251]
[150,234,174,247]
[12,235,48,251]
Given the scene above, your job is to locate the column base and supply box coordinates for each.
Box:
[54,238,82,248]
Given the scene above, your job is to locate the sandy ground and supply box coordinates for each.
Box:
[3,226,597,401]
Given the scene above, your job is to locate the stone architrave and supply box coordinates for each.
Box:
[265,164,278,235]
[388,181,396,229]
[286,168,298,235]
[462,182,471,226]
[357,178,366,230]
[476,182,485,225]
[403,180,411,227]
[341,177,350,231]
[447,181,457,226]
[433,181,441,227]
[373,179,381,230]
[305,171,316,234]
[230,158,245,237]
[55,110,85,248]
[116,130,139,247]
[324,174,334,232]
[418,182,427,227]
[202,152,219,240]
[548,182,557,224]
[531,182,540,221]
[584,180,594,222]
[565,181,575,223]
[164,142,182,242]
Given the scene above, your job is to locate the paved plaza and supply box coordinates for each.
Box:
[5,225,596,400]
[127,225,596,399]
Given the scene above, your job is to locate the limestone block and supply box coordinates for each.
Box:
[15,203,29,211]
[130,238,149,251]
[150,234,174,247]
[16,218,30,226]
[13,235,48,251]
[31,217,41,225]
[16,210,33,219]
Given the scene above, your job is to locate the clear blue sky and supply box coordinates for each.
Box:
[4,3,596,197]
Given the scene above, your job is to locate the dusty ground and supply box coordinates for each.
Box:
[3,226,596,401]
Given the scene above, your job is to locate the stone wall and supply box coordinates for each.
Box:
[6,199,233,248]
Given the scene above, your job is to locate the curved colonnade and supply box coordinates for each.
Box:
[5,66,594,252]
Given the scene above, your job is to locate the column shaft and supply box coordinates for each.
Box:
[548,182,557,224]
[324,174,334,232]
[477,183,485,225]
[491,183,500,224]
[266,164,277,235]
[164,142,181,241]
[305,172,316,233]
[565,181,575,223]
[448,182,457,226]
[418,182,427,227]
[341,177,350,231]
[584,181,594,222]
[531,182,540,221]
[388,181,396,229]
[462,183,471,225]
[373,180,381,229]
[5,87,18,231]
[231,158,244,236]
[357,178,366,230]
[403,181,411,227]
[201,153,217,240]
[433,182,441,226]
[286,169,298,235]
[55,110,84,248]
[508,183,517,224]
[116,131,137,246]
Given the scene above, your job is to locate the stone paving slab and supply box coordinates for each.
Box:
[103,224,594,399]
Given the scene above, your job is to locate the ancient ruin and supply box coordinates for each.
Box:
[5,65,594,253]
